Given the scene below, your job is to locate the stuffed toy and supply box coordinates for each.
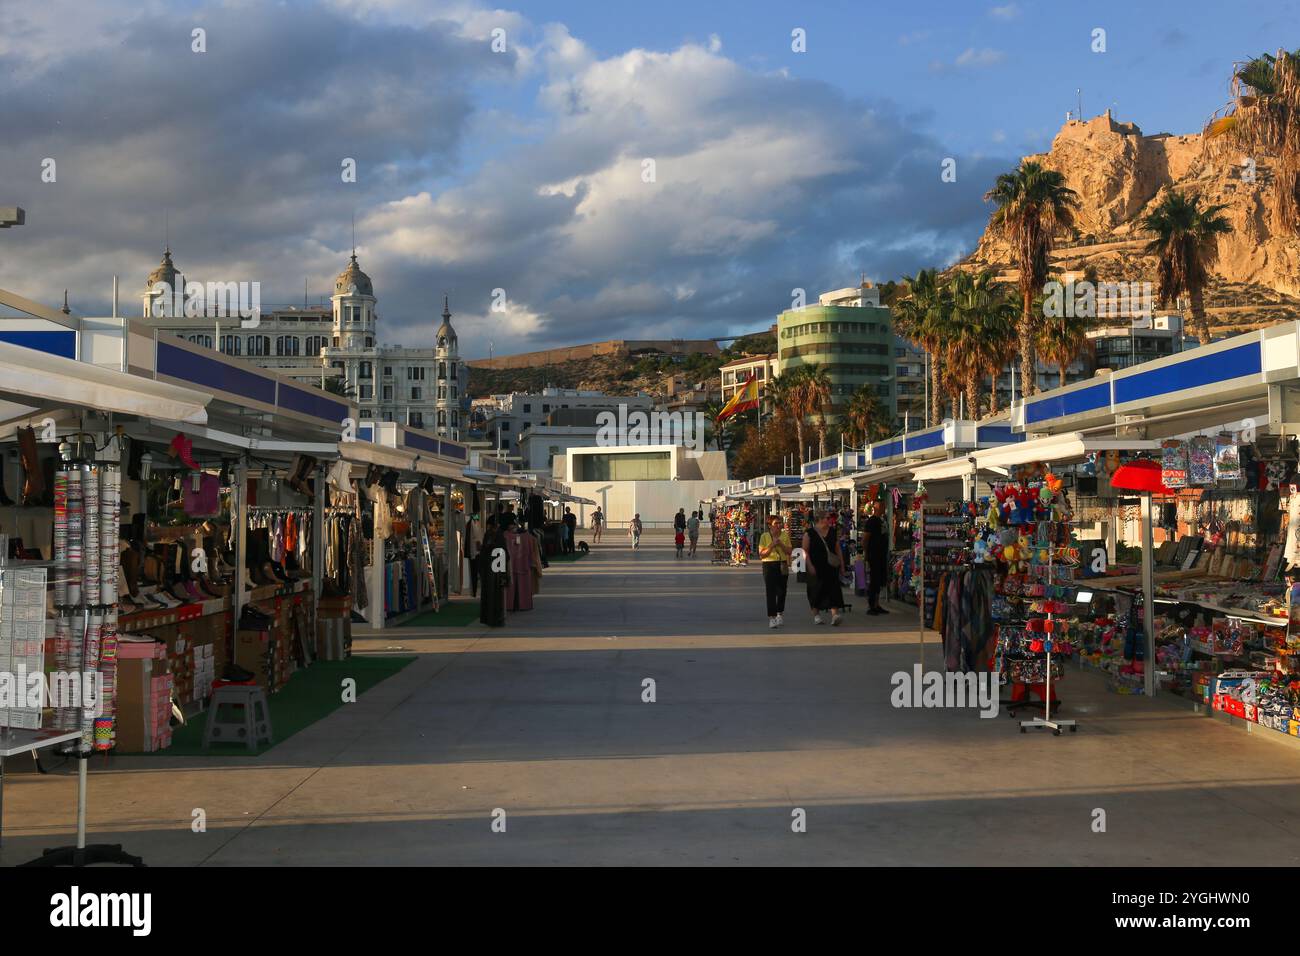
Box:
[1013,486,1037,525]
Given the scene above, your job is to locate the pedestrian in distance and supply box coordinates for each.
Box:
[629,513,643,550]
[686,510,701,557]
[759,515,791,628]
[862,500,891,615]
[591,507,604,543]
[802,510,846,626]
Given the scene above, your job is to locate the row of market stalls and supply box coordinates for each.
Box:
[0,301,572,762]
[711,321,1300,741]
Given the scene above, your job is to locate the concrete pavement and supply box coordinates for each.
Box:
[2,529,1299,865]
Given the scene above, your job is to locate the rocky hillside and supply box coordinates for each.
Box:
[961,110,1300,331]
[466,353,669,399]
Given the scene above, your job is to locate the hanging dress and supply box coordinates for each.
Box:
[505,531,534,611]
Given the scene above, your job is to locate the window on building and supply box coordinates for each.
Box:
[523,404,531,413]
[576,451,671,481]
[542,404,550,413]
[410,412,424,428]
[410,386,422,400]
[451,386,457,399]
[382,385,393,401]
[383,365,392,376]
[359,384,372,400]
[248,336,271,356]
[332,336,339,348]
[437,386,447,400]
[437,411,447,427]
[406,367,425,380]
[220,335,242,355]
[360,409,372,419]
[275,336,300,356]
[437,361,446,379]
[359,361,372,378]
[188,334,213,349]
[305,335,327,355]
[452,411,459,428]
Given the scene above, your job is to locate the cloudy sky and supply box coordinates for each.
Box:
[1,0,1295,358]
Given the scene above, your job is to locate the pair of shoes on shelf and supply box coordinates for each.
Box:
[138,587,180,610]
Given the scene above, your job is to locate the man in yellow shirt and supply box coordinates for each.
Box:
[759,515,792,629]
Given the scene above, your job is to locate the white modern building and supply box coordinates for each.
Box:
[554,444,729,528]
[141,248,467,438]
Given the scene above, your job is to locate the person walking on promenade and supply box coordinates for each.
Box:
[478,515,508,627]
[673,508,686,558]
[563,506,577,554]
[759,515,791,628]
[591,507,604,543]
[862,501,890,614]
[802,510,846,625]
[628,513,643,550]
[686,510,701,556]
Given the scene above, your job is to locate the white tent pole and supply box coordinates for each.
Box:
[1142,491,1156,698]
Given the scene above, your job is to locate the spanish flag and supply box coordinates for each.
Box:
[717,373,759,421]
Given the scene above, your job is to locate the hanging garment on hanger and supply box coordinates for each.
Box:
[505,530,534,610]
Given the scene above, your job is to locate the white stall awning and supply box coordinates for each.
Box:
[0,341,210,425]
[911,433,1162,482]
[338,441,416,472]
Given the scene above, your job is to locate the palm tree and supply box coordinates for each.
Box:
[704,401,730,450]
[1206,49,1300,233]
[322,375,355,398]
[946,269,1018,417]
[893,268,951,425]
[843,383,891,447]
[768,370,811,465]
[1140,190,1233,345]
[1035,297,1092,389]
[800,363,833,459]
[984,161,1080,401]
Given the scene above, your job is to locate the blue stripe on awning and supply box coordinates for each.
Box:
[0,330,77,359]
[1025,381,1110,425]
[906,429,944,452]
[157,340,276,405]
[439,441,468,461]
[1113,342,1261,405]
[403,430,439,454]
[278,382,349,424]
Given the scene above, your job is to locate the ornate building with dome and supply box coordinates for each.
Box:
[140,247,466,438]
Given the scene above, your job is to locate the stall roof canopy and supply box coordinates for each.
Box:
[910,433,1162,482]
[0,340,210,425]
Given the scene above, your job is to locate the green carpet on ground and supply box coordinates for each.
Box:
[400,600,483,627]
[125,656,415,756]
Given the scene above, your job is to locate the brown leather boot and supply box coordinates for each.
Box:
[17,426,44,504]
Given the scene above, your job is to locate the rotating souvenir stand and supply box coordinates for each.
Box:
[1017,542,1078,736]
[989,480,1079,734]
[22,460,141,867]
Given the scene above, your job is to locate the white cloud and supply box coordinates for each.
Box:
[989,3,1020,19]
[932,47,1007,72]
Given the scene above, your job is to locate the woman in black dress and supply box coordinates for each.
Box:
[802,510,846,625]
[478,515,508,627]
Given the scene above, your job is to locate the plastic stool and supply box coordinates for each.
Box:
[202,684,274,751]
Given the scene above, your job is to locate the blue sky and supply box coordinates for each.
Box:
[1,0,1295,358]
